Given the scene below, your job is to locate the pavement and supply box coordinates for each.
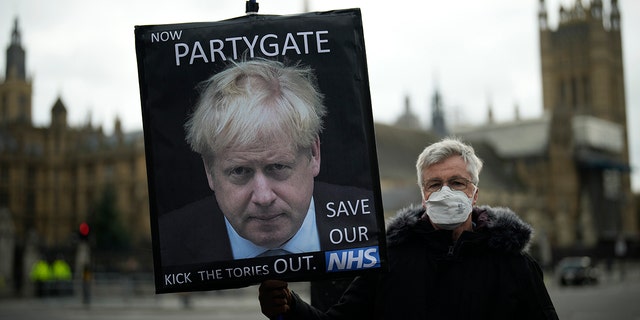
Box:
[0,262,638,320]
[0,282,311,320]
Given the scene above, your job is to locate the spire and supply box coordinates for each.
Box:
[610,0,620,30]
[487,99,494,124]
[574,0,586,19]
[115,116,122,134]
[431,89,448,137]
[114,116,124,144]
[51,96,67,114]
[51,96,68,128]
[559,6,568,24]
[394,94,421,130]
[11,18,21,45]
[404,95,410,113]
[538,0,548,30]
[591,0,603,19]
[6,16,27,80]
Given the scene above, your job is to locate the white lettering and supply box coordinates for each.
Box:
[197,269,223,280]
[326,248,378,271]
[274,255,314,274]
[363,248,378,268]
[164,272,192,285]
[296,31,314,53]
[243,35,259,58]
[316,30,330,53]
[260,33,279,56]
[224,264,270,278]
[151,30,183,43]
[189,41,208,65]
[173,31,331,66]
[226,36,243,60]
[174,43,189,66]
[326,199,372,218]
[209,39,226,62]
[281,33,301,55]
[330,226,369,244]
[327,252,347,271]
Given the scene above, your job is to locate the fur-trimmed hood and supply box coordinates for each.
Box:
[386,205,533,254]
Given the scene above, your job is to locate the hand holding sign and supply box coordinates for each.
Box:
[259,280,292,318]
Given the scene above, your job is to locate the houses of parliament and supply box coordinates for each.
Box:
[0,18,151,281]
[0,0,637,293]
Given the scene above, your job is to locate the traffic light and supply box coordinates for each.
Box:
[78,222,90,241]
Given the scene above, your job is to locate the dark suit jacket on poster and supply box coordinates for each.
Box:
[159,181,378,266]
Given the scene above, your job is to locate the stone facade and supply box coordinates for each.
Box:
[0,19,150,253]
[538,0,636,247]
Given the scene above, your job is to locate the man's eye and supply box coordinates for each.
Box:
[426,182,442,191]
[269,164,288,171]
[266,163,292,180]
[229,167,251,177]
[450,180,466,188]
[266,163,290,174]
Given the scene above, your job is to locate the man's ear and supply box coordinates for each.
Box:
[472,187,479,206]
[202,158,215,191]
[310,136,321,177]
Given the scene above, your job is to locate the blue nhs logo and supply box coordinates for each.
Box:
[325,246,380,272]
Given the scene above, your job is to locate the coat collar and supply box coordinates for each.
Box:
[386,205,533,254]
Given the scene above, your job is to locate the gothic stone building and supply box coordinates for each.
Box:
[538,0,636,247]
[455,0,637,254]
[0,19,150,268]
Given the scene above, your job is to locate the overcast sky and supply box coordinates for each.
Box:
[0,0,638,191]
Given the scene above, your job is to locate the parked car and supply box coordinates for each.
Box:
[556,256,599,286]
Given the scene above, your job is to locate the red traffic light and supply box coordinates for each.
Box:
[79,222,90,237]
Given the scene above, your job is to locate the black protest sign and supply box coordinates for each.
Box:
[135,8,387,293]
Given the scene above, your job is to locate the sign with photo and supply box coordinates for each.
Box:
[135,8,387,293]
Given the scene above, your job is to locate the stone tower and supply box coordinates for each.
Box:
[538,0,635,247]
[1,18,32,125]
[431,89,448,137]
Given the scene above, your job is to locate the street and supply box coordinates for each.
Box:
[551,275,640,319]
[1,269,639,320]
[0,285,270,320]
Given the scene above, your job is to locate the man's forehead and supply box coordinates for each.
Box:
[225,135,295,152]
[422,156,469,179]
[423,174,469,182]
[217,143,298,164]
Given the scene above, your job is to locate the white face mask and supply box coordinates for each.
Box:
[424,186,474,230]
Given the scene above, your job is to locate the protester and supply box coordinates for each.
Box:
[259,137,559,319]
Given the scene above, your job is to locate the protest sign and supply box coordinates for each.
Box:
[135,8,387,293]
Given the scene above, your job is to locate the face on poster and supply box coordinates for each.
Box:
[135,8,387,293]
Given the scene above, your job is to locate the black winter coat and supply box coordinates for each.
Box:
[288,205,559,320]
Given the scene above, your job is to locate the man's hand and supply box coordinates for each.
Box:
[259,280,292,319]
